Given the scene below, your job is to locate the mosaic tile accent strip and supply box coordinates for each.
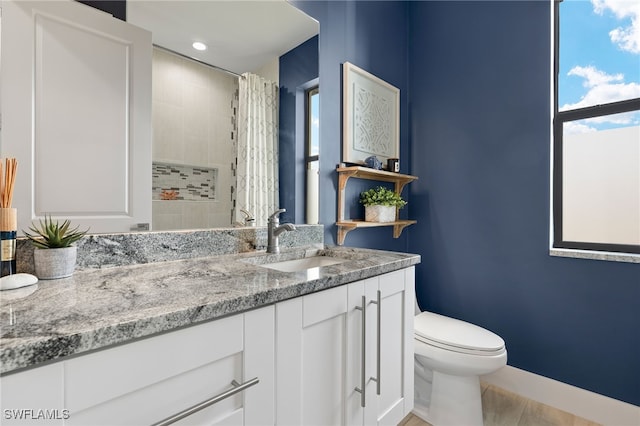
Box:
[152,163,217,201]
[231,87,239,219]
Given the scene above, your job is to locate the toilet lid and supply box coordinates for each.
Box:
[414,311,505,354]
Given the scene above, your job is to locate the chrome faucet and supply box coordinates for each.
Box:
[240,209,255,226]
[267,208,296,254]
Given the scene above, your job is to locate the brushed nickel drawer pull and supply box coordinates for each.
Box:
[371,290,381,395]
[152,376,260,426]
[354,295,367,408]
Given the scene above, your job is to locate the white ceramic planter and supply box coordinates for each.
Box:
[33,246,77,280]
[365,205,396,223]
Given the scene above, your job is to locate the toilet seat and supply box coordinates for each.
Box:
[414,311,505,356]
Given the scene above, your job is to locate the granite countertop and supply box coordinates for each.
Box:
[0,246,420,375]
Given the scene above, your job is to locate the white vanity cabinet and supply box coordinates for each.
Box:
[1,266,415,426]
[275,267,415,426]
[0,306,275,426]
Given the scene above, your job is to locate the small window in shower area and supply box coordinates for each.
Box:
[306,86,320,224]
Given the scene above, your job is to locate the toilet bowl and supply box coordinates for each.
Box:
[413,310,507,426]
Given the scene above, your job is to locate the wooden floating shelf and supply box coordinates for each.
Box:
[336,166,418,245]
[336,220,417,245]
[337,166,418,192]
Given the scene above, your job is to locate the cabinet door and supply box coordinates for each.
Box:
[345,268,415,426]
[374,268,415,425]
[276,285,350,425]
[346,279,379,426]
[244,305,275,425]
[1,0,152,233]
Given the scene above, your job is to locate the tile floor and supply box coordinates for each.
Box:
[399,383,601,426]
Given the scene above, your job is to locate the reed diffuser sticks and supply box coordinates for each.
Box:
[1,158,18,208]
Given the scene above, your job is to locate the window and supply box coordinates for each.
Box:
[305,87,320,224]
[553,0,640,255]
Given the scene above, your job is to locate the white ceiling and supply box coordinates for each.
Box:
[127,1,319,75]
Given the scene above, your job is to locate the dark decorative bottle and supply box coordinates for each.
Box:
[1,208,17,277]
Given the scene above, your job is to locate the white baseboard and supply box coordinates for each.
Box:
[481,365,640,426]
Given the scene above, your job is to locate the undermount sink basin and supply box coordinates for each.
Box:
[259,256,347,272]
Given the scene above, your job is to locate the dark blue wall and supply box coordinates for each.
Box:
[292,0,411,251]
[291,0,639,407]
[407,1,639,406]
[279,36,319,224]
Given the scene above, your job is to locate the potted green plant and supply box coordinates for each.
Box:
[23,216,88,280]
[359,186,407,223]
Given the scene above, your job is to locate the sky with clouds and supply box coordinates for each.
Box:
[559,0,640,133]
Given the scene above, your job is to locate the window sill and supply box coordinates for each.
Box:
[550,248,640,264]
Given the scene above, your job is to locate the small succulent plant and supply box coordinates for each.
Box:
[24,216,89,249]
[359,186,407,208]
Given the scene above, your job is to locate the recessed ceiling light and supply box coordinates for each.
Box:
[192,42,207,51]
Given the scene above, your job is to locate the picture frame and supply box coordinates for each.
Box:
[342,62,400,167]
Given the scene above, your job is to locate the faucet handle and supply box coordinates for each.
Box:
[269,208,286,221]
[240,209,255,225]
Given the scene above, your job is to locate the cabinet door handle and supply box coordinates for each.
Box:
[372,290,381,396]
[354,295,367,408]
[152,377,260,426]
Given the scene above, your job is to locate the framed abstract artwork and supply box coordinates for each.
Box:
[342,62,400,167]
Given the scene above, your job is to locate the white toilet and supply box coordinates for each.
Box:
[413,301,507,426]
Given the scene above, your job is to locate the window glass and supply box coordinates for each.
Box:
[309,88,320,159]
[558,0,640,112]
[562,114,639,246]
[554,0,640,254]
[306,87,319,224]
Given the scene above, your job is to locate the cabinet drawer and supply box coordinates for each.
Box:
[65,314,243,415]
[0,363,65,426]
[68,351,244,425]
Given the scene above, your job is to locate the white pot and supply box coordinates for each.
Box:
[364,205,396,223]
[33,246,77,280]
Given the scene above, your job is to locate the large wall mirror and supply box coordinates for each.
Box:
[127,1,319,231]
[0,0,317,234]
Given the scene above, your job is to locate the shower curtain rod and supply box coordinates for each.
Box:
[153,44,243,78]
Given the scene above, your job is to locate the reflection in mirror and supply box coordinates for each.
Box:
[150,48,238,230]
[236,74,280,227]
[306,88,320,225]
[126,1,319,231]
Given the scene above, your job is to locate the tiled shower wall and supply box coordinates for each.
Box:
[151,47,238,230]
